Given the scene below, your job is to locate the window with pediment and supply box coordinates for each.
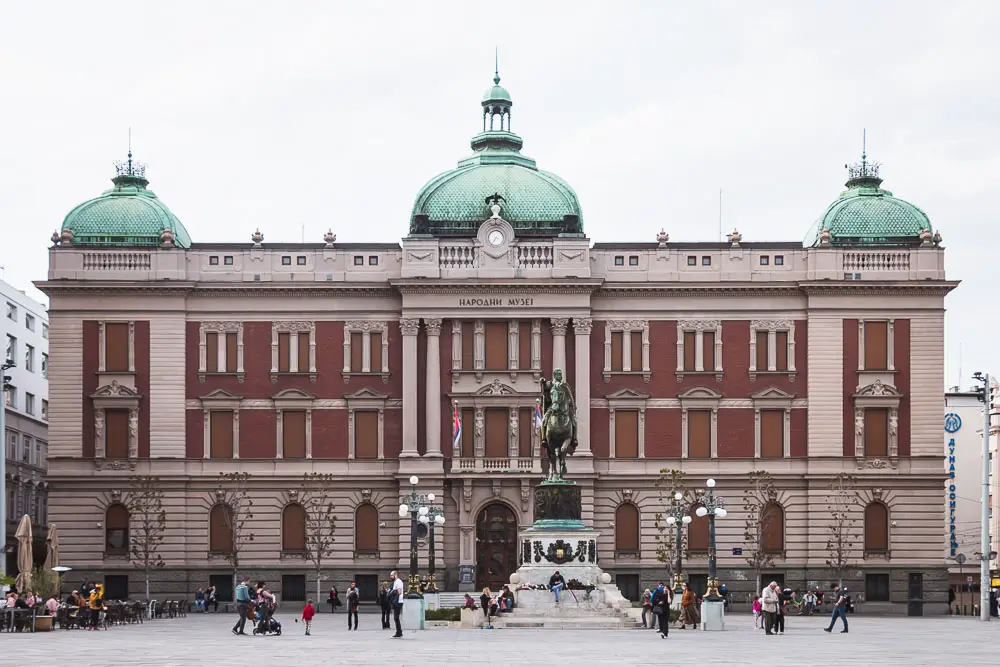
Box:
[751,387,794,458]
[271,322,316,382]
[853,380,901,461]
[91,381,140,460]
[343,321,390,382]
[676,320,723,381]
[749,320,796,380]
[273,388,315,459]
[604,320,650,382]
[680,387,721,458]
[606,388,648,459]
[346,388,388,459]
[199,322,244,381]
[452,319,541,381]
[199,389,242,459]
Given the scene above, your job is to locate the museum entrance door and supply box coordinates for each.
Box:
[476,503,518,592]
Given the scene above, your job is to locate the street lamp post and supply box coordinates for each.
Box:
[973,372,995,622]
[664,491,692,595]
[398,475,429,599]
[422,504,446,593]
[694,479,728,602]
[0,359,15,576]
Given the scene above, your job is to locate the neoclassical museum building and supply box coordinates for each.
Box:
[40,73,955,612]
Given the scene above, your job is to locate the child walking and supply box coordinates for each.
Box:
[302,599,316,635]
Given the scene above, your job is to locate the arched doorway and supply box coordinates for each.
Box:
[476,503,518,591]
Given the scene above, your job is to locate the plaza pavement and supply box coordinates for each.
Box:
[4,612,993,666]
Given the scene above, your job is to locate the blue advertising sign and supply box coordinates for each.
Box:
[945,413,962,433]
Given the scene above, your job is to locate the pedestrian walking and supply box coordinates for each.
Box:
[823,585,849,634]
[346,582,360,630]
[640,588,653,628]
[232,577,251,635]
[378,582,392,629]
[774,588,790,634]
[650,583,671,638]
[761,582,780,635]
[390,570,404,638]
[678,583,700,629]
[302,599,315,635]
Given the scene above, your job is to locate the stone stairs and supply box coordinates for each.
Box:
[492,590,642,630]
[435,592,467,609]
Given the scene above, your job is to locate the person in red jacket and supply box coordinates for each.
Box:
[302,599,316,636]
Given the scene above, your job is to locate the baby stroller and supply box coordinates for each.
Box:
[252,600,281,636]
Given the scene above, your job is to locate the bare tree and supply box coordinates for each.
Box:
[299,473,338,601]
[653,468,688,585]
[126,475,167,600]
[216,472,255,594]
[743,470,778,593]
[825,473,860,588]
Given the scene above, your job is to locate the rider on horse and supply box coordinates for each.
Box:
[539,369,578,480]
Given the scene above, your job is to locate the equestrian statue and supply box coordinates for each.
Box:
[539,369,578,482]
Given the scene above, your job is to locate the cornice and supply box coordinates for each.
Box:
[797,281,959,296]
[392,280,602,295]
[598,284,802,298]
[37,281,398,299]
[36,281,197,297]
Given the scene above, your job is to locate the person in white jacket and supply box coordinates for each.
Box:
[760,582,781,636]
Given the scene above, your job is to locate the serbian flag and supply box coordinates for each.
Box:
[452,404,462,450]
[535,401,544,431]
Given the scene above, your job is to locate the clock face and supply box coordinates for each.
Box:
[487,230,504,246]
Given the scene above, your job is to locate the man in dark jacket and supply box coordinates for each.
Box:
[823,585,849,633]
[378,583,392,629]
[549,571,566,603]
[651,583,671,638]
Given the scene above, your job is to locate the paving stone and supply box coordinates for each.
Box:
[3,612,994,666]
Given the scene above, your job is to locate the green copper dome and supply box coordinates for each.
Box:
[808,153,931,247]
[410,72,583,238]
[60,155,192,248]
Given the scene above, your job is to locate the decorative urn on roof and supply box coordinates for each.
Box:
[160,228,175,247]
[656,228,669,247]
[727,228,742,247]
[324,229,337,247]
[251,229,264,247]
[51,230,60,246]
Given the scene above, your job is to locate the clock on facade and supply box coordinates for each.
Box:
[487,230,504,246]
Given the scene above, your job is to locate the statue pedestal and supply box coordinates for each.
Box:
[700,599,725,631]
[402,597,425,631]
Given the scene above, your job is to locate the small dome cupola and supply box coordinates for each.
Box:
[482,68,512,132]
[844,148,883,190]
[112,150,150,190]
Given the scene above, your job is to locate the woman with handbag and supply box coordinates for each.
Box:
[650,584,671,638]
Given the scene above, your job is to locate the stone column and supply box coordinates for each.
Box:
[424,318,443,457]
[551,318,569,374]
[400,318,421,457]
[573,318,592,454]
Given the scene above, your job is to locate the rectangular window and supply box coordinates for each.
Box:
[22,435,30,462]
[278,333,291,372]
[35,440,43,468]
[41,399,48,420]
[353,256,364,266]
[865,573,890,602]
[864,408,889,457]
[224,256,234,265]
[774,255,784,266]
[628,256,639,266]
[225,332,238,372]
[25,344,34,372]
[614,256,624,266]
[296,256,307,265]
[518,407,533,458]
[615,409,639,459]
[775,331,789,371]
[5,335,15,363]
[484,408,508,458]
[205,332,219,372]
[297,332,310,372]
[350,332,363,372]
[518,321,532,370]
[630,331,642,371]
[760,409,784,458]
[368,256,378,266]
[461,408,475,458]
[106,409,129,458]
[210,411,234,459]
[41,353,48,379]
[864,321,889,370]
[105,322,130,372]
[209,256,220,265]
[6,303,16,320]
[755,330,769,371]
[25,314,34,331]
[610,331,624,372]
[281,256,292,265]
[282,410,307,459]
[42,323,48,339]
[760,256,769,265]
[484,322,508,371]
[369,331,382,372]
[688,410,712,459]
[701,330,715,372]
[461,322,475,370]
[687,256,696,266]
[25,393,34,415]
[683,331,697,372]
[354,410,378,459]
[701,256,711,266]
[4,386,14,408]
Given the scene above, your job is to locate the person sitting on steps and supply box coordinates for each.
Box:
[549,570,566,604]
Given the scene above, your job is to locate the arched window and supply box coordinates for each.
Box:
[864,501,889,553]
[355,503,379,554]
[761,502,785,554]
[614,503,640,552]
[209,504,233,553]
[688,504,709,553]
[105,503,130,555]
[282,503,307,552]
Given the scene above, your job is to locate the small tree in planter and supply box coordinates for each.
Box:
[653,468,689,588]
[825,473,861,588]
[742,470,778,593]
[216,472,255,595]
[126,475,167,600]
[298,473,338,602]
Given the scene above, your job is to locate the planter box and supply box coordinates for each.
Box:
[35,616,53,632]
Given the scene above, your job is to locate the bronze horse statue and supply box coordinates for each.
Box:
[539,369,577,482]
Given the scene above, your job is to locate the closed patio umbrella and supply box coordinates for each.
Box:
[43,523,59,571]
[14,514,33,592]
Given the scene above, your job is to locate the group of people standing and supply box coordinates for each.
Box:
[756,582,850,635]
[640,582,700,638]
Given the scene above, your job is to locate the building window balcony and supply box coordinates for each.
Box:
[451,319,541,384]
[271,322,317,383]
[198,322,245,383]
[853,380,902,467]
[675,320,723,382]
[343,321,390,383]
[449,391,542,473]
[749,320,796,381]
[91,381,141,460]
[603,321,651,382]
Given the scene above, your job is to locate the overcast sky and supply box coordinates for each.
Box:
[1,1,996,388]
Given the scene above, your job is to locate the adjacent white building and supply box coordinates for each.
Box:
[944,390,985,594]
[2,279,49,575]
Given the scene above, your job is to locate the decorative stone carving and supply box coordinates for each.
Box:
[818,227,833,247]
[919,227,933,246]
[462,482,472,511]
[477,379,516,395]
[94,411,105,454]
[360,488,372,502]
[520,481,531,511]
[889,412,898,439]
[344,320,386,333]
[573,317,593,335]
[474,410,485,439]
[550,318,569,335]
[677,319,721,331]
[200,321,244,333]
[110,489,122,502]
[608,320,647,331]
[932,230,942,247]
[324,229,337,247]
[857,379,899,397]
[251,229,264,246]
[128,409,139,458]
[533,484,582,523]
[94,459,136,471]
[424,318,443,337]
[727,228,742,247]
[656,228,669,246]
[160,228,175,247]
[51,230,60,245]
[399,318,421,336]
[273,321,315,332]
[750,319,793,332]
[93,380,141,398]
[61,228,75,245]
[492,480,502,498]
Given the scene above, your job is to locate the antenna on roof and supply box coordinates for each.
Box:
[495,46,499,78]
[718,188,723,243]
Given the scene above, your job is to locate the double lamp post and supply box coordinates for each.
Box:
[398,475,445,598]
[665,478,728,601]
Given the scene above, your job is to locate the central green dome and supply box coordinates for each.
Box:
[410,72,583,237]
[60,154,191,248]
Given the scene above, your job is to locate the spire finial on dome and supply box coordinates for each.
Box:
[844,129,882,189]
[113,128,149,189]
[494,47,500,85]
